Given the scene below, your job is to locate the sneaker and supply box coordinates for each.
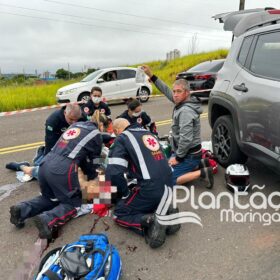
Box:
[199,158,210,169]
[33,145,45,164]
[10,205,25,228]
[142,214,166,249]
[166,207,181,235]
[6,161,30,171]
[33,216,52,239]
[201,167,214,189]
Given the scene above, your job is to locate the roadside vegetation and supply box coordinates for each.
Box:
[0,80,79,112]
[0,49,228,112]
[133,49,228,94]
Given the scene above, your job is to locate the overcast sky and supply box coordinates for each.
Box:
[0,0,279,74]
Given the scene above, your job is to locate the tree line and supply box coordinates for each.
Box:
[55,68,97,79]
[0,68,98,86]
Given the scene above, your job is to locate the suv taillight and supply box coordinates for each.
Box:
[195,74,213,80]
[268,10,280,14]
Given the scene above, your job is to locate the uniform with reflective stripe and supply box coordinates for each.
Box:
[14,121,103,231]
[106,124,173,235]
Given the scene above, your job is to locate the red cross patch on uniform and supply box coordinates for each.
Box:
[100,109,105,114]
[62,128,81,140]
[137,117,142,124]
[142,135,160,152]
[83,107,89,113]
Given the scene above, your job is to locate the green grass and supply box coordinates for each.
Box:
[0,79,79,112]
[0,49,228,112]
[133,49,228,94]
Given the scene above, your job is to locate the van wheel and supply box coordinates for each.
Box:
[212,115,247,167]
[78,92,90,103]
[137,87,150,103]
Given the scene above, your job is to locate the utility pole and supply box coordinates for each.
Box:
[232,0,246,42]
[67,63,70,80]
[239,0,245,11]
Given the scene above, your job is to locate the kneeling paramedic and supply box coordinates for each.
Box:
[10,119,103,239]
[106,118,177,248]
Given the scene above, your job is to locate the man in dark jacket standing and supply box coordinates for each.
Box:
[10,120,102,239]
[142,65,214,188]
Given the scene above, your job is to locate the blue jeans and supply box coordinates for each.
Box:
[32,155,44,180]
[172,152,201,185]
[33,154,44,166]
[31,166,39,180]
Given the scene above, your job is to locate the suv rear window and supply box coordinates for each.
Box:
[250,31,280,80]
[238,35,254,66]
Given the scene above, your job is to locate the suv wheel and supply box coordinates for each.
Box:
[212,115,247,167]
[137,87,150,103]
[78,92,90,103]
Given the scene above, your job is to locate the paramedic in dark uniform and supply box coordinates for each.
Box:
[106,118,174,248]
[117,98,157,134]
[5,103,82,173]
[44,103,82,155]
[10,120,102,239]
[81,86,111,120]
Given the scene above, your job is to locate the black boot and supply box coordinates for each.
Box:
[199,158,210,169]
[166,207,181,235]
[141,214,166,249]
[32,216,52,239]
[10,205,25,228]
[6,161,30,171]
[200,167,214,189]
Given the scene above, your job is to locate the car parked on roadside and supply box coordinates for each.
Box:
[209,8,280,173]
[176,59,225,97]
[56,67,152,103]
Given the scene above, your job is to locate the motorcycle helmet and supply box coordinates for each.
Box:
[225,164,250,192]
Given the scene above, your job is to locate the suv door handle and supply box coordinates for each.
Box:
[233,83,248,92]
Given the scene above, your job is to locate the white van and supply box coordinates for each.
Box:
[56,67,152,103]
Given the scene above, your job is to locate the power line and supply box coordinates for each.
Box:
[44,0,223,32]
[0,3,227,39]
[0,10,231,42]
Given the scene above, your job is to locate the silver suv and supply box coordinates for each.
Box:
[208,8,280,173]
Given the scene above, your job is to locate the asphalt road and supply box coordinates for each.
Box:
[0,97,279,280]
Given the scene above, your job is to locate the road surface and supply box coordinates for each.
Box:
[0,97,279,279]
